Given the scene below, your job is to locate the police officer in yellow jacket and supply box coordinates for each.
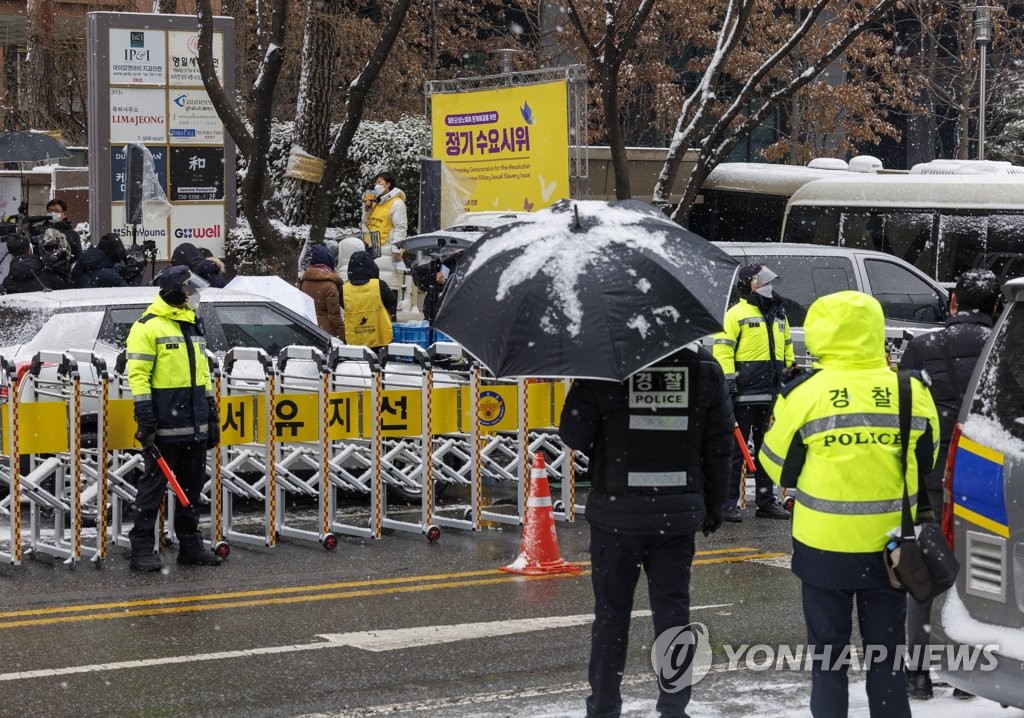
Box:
[126,266,223,571]
[759,291,938,718]
[712,264,794,521]
[341,250,397,350]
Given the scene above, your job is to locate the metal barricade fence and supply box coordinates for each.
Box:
[325,345,383,541]
[219,348,275,549]
[0,357,20,565]
[270,346,338,550]
[17,351,88,567]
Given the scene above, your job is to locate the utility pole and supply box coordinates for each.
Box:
[972,5,999,160]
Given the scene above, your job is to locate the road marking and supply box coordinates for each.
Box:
[0,605,732,682]
[0,548,776,628]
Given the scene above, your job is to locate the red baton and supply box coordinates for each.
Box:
[147,446,191,508]
[734,424,756,473]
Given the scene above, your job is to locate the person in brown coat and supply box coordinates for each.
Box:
[299,244,344,338]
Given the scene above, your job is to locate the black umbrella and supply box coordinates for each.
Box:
[434,199,740,380]
[0,131,71,163]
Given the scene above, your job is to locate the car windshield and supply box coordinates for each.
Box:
[970,301,1024,442]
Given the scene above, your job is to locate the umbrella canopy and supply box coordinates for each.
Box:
[0,131,71,164]
[434,199,739,380]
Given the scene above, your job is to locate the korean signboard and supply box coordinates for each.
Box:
[430,80,570,213]
[87,13,235,259]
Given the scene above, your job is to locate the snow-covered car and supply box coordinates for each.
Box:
[931,275,1024,709]
[0,287,340,367]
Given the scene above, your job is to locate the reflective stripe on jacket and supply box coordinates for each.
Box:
[343,278,393,347]
[759,291,939,554]
[126,296,213,442]
[712,297,794,402]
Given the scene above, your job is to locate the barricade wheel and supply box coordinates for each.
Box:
[213,541,231,559]
[426,525,441,542]
[322,533,338,551]
[553,501,564,513]
[783,496,795,511]
[463,508,472,521]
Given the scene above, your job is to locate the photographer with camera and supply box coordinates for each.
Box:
[72,233,130,288]
[2,234,73,293]
[41,198,83,260]
[419,247,464,322]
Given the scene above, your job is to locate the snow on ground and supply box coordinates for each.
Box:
[456,671,1020,718]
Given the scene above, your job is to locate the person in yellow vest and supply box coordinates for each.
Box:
[712,264,794,522]
[361,171,407,253]
[341,250,397,350]
[759,291,938,718]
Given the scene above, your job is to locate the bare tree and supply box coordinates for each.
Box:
[279,0,345,226]
[305,0,414,245]
[562,0,658,198]
[24,0,59,131]
[654,0,900,223]
[197,0,291,272]
[154,0,179,13]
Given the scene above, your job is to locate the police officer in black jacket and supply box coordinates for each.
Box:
[559,343,734,718]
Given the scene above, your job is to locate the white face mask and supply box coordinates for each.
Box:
[754,284,774,298]
[186,291,201,310]
[374,183,385,196]
[50,212,62,222]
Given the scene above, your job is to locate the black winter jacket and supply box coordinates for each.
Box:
[2,254,73,293]
[72,247,128,288]
[898,311,993,492]
[170,242,226,288]
[559,345,735,535]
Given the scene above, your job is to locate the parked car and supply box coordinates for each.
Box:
[929,275,1024,708]
[714,242,950,363]
[0,287,339,363]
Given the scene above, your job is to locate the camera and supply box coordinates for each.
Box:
[412,258,441,293]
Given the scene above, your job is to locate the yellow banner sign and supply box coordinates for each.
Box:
[431,80,569,213]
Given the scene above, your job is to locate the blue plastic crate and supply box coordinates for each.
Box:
[391,322,455,352]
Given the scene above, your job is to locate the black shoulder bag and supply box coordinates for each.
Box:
[883,371,960,602]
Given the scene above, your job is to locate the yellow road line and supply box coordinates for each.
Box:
[0,550,785,630]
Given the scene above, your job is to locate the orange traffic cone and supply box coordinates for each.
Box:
[500,453,582,576]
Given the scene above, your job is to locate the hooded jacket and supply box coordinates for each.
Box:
[299,245,344,338]
[340,251,398,318]
[760,291,939,588]
[170,242,226,288]
[72,235,128,289]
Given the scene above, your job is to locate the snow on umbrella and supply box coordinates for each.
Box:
[0,131,71,163]
[433,199,739,381]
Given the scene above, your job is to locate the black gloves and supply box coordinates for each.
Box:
[726,377,738,397]
[782,363,804,383]
[206,397,221,451]
[702,511,723,537]
[134,400,157,448]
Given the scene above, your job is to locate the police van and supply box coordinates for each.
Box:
[780,163,1024,285]
[931,275,1024,709]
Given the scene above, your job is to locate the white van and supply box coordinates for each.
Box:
[780,172,1024,284]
